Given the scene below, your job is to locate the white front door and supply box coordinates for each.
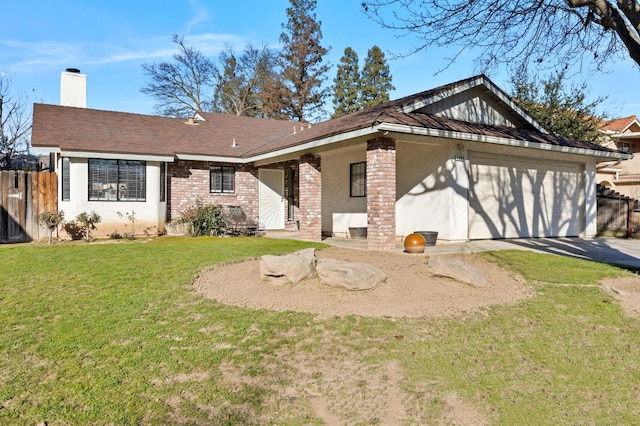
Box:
[259,169,285,230]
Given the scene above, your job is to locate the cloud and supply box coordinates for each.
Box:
[184,0,210,33]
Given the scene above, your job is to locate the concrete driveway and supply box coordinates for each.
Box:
[471,237,640,270]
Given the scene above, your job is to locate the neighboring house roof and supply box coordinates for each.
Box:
[600,115,640,134]
[32,74,626,163]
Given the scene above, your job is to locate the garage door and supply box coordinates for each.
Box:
[468,153,582,239]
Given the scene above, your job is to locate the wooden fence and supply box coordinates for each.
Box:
[0,171,57,243]
[596,184,634,237]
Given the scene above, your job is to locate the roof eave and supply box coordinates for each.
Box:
[377,122,632,161]
[56,149,175,162]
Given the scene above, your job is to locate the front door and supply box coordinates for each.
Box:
[259,169,285,230]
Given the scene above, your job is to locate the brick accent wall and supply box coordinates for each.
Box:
[367,137,396,251]
[167,160,258,220]
[298,154,322,241]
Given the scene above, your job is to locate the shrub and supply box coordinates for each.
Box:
[75,211,102,241]
[190,204,225,236]
[39,210,65,244]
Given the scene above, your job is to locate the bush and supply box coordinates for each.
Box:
[74,211,102,241]
[190,204,225,236]
[39,210,65,244]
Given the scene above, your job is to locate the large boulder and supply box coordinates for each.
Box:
[260,248,316,285]
[427,256,486,288]
[316,258,387,291]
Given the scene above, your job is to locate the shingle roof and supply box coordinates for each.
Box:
[31,104,294,158]
[32,74,617,160]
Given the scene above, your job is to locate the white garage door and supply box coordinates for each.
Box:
[468,153,582,239]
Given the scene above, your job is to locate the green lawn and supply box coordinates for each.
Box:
[1,237,639,425]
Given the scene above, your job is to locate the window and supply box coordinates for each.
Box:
[160,162,166,202]
[350,162,366,197]
[210,166,235,193]
[619,142,632,153]
[287,168,295,221]
[62,157,70,201]
[88,159,146,201]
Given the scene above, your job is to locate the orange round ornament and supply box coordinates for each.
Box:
[404,233,426,253]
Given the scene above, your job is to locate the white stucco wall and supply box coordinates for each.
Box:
[321,144,367,237]
[58,156,166,237]
[395,142,456,239]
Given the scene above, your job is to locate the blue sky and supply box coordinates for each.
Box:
[2,0,639,119]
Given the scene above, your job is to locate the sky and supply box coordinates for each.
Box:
[2,0,640,120]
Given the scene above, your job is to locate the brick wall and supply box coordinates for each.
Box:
[298,154,322,240]
[167,160,258,220]
[367,137,396,251]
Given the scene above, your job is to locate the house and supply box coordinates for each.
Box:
[597,115,640,198]
[31,73,629,250]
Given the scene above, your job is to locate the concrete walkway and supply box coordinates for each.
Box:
[264,231,640,270]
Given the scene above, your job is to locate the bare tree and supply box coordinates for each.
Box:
[140,34,217,118]
[362,1,640,71]
[213,44,278,117]
[0,75,32,170]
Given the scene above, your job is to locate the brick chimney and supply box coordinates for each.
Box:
[60,68,86,108]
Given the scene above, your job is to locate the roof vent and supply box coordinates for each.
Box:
[66,68,81,73]
[231,138,238,148]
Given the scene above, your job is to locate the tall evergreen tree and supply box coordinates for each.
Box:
[360,45,395,109]
[510,69,606,144]
[277,0,331,122]
[331,47,361,118]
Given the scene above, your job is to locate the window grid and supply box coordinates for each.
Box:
[62,157,70,201]
[88,159,146,201]
[210,166,235,193]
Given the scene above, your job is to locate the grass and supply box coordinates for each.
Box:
[1,239,640,424]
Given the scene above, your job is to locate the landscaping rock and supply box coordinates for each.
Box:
[260,248,316,285]
[316,258,387,291]
[428,256,487,288]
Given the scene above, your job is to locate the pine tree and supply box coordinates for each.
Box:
[277,0,331,122]
[510,69,606,144]
[331,47,361,118]
[360,45,394,109]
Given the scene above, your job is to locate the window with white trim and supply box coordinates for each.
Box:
[88,159,146,201]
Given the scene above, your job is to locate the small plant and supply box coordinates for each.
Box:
[39,210,65,244]
[116,210,137,239]
[75,211,102,242]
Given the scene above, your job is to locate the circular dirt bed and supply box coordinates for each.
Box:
[193,247,533,319]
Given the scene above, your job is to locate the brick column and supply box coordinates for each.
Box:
[298,154,322,241]
[367,137,396,251]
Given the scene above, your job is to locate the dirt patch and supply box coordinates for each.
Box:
[601,275,640,318]
[193,246,533,319]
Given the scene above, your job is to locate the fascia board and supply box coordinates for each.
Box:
[176,127,382,164]
[59,150,175,162]
[377,122,633,161]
